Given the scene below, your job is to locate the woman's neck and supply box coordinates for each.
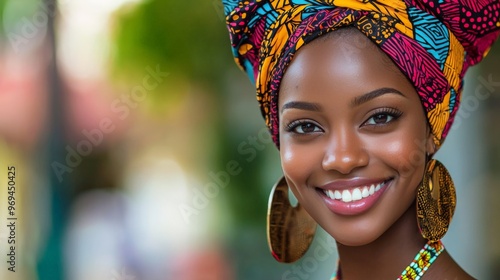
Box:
[335,202,427,279]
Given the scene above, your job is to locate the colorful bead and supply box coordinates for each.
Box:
[399,241,444,280]
[331,240,444,280]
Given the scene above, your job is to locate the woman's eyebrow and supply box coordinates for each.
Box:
[352,87,405,107]
[281,101,322,113]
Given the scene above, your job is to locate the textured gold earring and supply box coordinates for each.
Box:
[267,176,317,263]
[416,159,456,242]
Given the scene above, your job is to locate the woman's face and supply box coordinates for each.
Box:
[278,30,435,246]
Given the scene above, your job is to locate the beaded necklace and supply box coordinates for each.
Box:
[331,240,444,280]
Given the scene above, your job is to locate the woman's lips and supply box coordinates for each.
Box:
[316,178,393,216]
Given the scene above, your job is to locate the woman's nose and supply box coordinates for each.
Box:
[321,127,369,174]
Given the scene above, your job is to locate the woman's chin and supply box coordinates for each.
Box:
[329,230,383,247]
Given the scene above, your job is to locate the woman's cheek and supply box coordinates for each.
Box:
[280,142,318,194]
[367,132,426,182]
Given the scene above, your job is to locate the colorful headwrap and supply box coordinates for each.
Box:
[223,0,500,148]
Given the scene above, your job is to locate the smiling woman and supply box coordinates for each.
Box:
[278,28,447,278]
[222,0,500,279]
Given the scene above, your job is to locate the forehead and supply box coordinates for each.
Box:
[278,29,414,104]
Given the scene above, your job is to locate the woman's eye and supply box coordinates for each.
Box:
[287,121,322,134]
[365,113,394,125]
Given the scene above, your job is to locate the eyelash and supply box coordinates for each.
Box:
[285,119,323,134]
[284,107,403,134]
[363,107,403,127]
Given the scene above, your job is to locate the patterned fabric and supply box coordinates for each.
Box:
[330,240,444,280]
[223,0,500,148]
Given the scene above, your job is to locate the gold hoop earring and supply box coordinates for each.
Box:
[267,176,317,263]
[416,159,456,242]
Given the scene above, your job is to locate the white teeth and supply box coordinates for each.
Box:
[369,185,375,195]
[327,190,335,199]
[334,190,342,199]
[352,188,362,201]
[361,187,369,198]
[323,180,390,202]
[341,190,352,202]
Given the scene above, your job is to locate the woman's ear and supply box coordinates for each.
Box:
[426,129,437,156]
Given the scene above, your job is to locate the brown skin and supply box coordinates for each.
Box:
[277,29,473,279]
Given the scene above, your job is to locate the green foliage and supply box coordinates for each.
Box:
[0,0,5,38]
[111,0,232,90]
[111,0,270,229]
[0,0,39,44]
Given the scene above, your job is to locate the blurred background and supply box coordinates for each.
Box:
[0,1,499,279]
